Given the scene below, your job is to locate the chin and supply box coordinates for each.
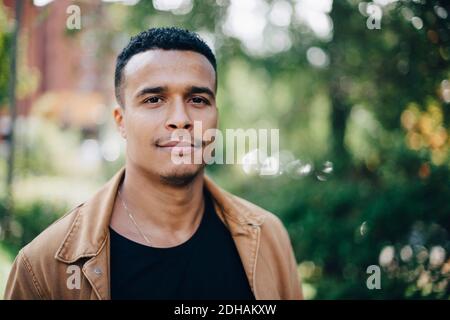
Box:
[159,164,204,187]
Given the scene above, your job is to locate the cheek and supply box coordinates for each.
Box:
[125,112,158,144]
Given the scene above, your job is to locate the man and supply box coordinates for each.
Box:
[4,27,303,300]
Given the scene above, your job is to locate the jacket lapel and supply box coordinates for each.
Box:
[204,176,266,299]
[82,237,110,300]
[54,168,125,299]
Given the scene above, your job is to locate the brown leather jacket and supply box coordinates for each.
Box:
[4,168,303,300]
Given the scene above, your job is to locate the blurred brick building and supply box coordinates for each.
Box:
[2,0,114,132]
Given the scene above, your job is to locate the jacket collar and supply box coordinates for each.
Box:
[55,167,266,263]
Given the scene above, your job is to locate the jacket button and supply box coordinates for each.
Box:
[94,267,102,275]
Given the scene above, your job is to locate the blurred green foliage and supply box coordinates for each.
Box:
[0,199,67,257]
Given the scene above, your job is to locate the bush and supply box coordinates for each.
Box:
[0,199,68,257]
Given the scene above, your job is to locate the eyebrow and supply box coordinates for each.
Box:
[187,86,215,99]
[134,85,215,100]
[135,86,167,99]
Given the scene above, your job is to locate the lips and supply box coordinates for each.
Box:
[155,139,199,156]
[157,140,195,148]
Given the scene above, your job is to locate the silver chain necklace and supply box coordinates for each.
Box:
[117,188,151,245]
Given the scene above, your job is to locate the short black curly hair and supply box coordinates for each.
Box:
[114,27,217,107]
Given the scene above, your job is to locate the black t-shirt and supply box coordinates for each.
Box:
[109,190,255,300]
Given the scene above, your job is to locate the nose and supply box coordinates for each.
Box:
[165,98,192,131]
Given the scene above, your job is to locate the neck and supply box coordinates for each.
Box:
[119,163,205,233]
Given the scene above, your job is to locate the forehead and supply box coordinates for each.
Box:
[123,49,216,93]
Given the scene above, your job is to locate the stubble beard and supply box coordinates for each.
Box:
[158,163,205,187]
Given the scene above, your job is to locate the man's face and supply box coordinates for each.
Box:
[114,49,218,185]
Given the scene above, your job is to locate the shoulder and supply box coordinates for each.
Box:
[229,194,292,244]
[205,175,287,234]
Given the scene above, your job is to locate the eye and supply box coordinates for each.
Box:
[191,96,210,105]
[143,96,163,104]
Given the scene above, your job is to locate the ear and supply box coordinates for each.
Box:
[113,106,126,139]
